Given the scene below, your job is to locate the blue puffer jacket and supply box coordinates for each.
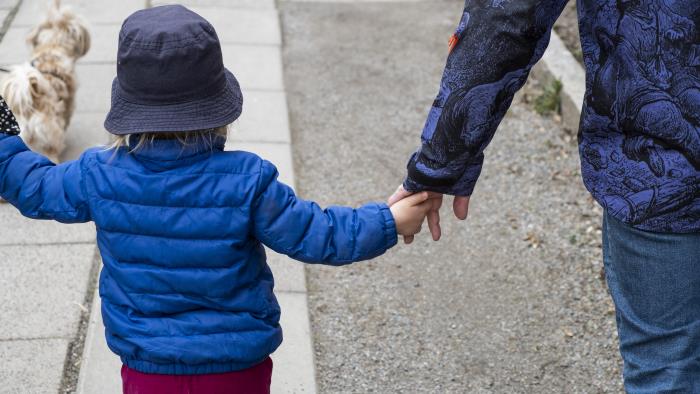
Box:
[0,134,397,375]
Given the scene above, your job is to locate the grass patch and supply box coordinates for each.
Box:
[534,79,563,116]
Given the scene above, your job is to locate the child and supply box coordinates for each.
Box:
[0,5,433,394]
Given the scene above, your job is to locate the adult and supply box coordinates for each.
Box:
[390,0,700,391]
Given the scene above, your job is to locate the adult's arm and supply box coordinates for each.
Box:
[404,0,569,197]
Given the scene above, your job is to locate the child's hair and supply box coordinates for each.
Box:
[108,126,230,152]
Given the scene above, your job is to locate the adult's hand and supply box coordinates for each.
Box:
[388,185,470,243]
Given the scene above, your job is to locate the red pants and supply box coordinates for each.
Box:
[121,358,273,394]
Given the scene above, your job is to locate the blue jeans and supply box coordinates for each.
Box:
[603,212,700,393]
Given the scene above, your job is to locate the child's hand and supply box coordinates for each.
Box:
[0,96,21,136]
[390,192,433,243]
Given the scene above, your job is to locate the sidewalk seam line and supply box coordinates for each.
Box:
[0,241,95,247]
[11,21,124,28]
[0,335,71,342]
[275,289,308,295]
[0,0,21,43]
[231,140,291,145]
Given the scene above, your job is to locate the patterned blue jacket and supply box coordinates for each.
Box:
[0,111,397,374]
[405,0,700,233]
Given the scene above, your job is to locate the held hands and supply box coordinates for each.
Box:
[0,95,21,136]
[388,185,470,244]
[389,192,435,242]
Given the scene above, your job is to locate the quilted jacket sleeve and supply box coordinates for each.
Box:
[0,134,91,223]
[404,0,569,197]
[252,160,397,266]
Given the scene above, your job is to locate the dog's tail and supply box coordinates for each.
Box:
[0,63,50,119]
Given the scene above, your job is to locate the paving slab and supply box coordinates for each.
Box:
[0,205,95,245]
[74,64,115,114]
[236,90,291,143]
[76,289,121,394]
[267,249,307,293]
[0,244,95,339]
[223,44,284,91]
[152,0,275,9]
[189,7,281,45]
[61,112,110,162]
[0,24,119,65]
[225,141,295,186]
[0,338,70,394]
[12,0,146,27]
[81,24,121,64]
[0,26,31,65]
[271,292,317,394]
[0,0,18,10]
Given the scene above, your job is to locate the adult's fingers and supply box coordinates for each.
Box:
[425,193,442,241]
[453,196,470,220]
[427,209,441,241]
[388,185,412,206]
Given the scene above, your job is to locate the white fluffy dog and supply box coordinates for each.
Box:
[0,0,90,163]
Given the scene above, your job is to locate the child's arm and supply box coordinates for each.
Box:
[0,96,90,223]
[252,160,431,265]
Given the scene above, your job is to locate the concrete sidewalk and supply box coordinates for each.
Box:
[0,1,103,392]
[0,0,316,392]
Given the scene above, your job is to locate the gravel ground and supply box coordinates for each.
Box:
[281,2,622,392]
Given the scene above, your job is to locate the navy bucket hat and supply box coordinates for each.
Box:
[104,5,242,135]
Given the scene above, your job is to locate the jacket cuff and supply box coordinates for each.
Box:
[403,153,483,196]
[378,204,398,250]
